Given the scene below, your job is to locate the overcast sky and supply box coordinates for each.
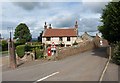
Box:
[1,1,109,39]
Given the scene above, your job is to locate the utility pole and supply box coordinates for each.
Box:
[9,30,17,69]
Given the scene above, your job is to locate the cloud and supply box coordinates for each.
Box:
[12,2,49,10]
[2,2,109,38]
[78,18,102,32]
[46,12,77,28]
[82,2,108,13]
[44,6,101,33]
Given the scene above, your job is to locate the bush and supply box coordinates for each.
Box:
[14,42,25,47]
[27,42,41,45]
[112,42,120,65]
[1,40,8,51]
[31,45,44,50]
[34,49,44,59]
[16,45,25,58]
[16,39,26,44]
[25,44,32,52]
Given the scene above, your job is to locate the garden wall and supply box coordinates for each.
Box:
[56,41,96,60]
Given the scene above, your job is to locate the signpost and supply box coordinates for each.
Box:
[9,32,17,69]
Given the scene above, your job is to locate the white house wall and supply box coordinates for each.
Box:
[42,37,77,46]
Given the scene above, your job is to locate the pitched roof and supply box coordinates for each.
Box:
[42,28,77,37]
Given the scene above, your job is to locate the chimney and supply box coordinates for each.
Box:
[44,22,47,29]
[49,24,52,29]
[75,21,78,36]
[75,21,78,28]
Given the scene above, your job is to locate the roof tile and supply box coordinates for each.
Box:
[43,28,77,37]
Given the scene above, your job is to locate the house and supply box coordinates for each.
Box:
[42,21,78,47]
[81,32,93,41]
[93,33,109,47]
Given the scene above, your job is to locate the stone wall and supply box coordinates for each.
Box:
[56,41,96,60]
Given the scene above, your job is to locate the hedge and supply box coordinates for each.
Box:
[16,45,25,58]
[112,42,120,65]
[16,44,44,59]
[1,40,8,51]
[34,49,44,59]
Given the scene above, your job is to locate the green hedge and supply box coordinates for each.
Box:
[34,49,44,59]
[16,44,44,59]
[25,44,32,52]
[27,42,42,45]
[14,42,25,48]
[16,45,25,58]
[1,40,8,51]
[112,42,120,65]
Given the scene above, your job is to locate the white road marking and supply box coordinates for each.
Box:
[99,47,112,83]
[36,72,59,82]
[99,60,109,83]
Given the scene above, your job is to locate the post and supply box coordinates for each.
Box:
[109,46,112,60]
[9,32,17,69]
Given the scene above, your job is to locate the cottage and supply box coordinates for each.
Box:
[81,32,93,41]
[42,21,78,47]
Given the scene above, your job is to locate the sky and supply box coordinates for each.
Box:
[0,0,110,39]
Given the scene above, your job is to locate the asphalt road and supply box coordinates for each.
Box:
[2,47,118,81]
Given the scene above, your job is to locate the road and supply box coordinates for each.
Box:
[2,47,118,82]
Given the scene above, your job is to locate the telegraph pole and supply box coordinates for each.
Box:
[9,28,17,69]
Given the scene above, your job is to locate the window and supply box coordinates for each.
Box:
[59,37,63,41]
[46,37,51,41]
[67,37,70,41]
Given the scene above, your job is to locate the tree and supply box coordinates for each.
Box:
[14,23,32,43]
[98,1,120,44]
[38,31,43,42]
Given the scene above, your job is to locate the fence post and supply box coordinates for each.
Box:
[109,46,112,60]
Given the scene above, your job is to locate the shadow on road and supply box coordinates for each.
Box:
[17,62,24,67]
[91,47,108,59]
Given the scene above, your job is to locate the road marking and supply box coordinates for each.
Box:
[36,72,59,82]
[99,46,112,83]
[99,60,109,83]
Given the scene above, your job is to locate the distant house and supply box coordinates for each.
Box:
[42,21,78,47]
[81,32,93,41]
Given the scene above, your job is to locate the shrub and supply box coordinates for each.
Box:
[26,42,41,45]
[25,44,31,52]
[16,39,26,44]
[16,45,25,58]
[1,40,8,51]
[112,42,120,65]
[14,42,25,47]
[34,49,44,59]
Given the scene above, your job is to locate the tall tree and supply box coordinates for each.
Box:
[38,31,43,42]
[14,23,32,43]
[98,1,120,44]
